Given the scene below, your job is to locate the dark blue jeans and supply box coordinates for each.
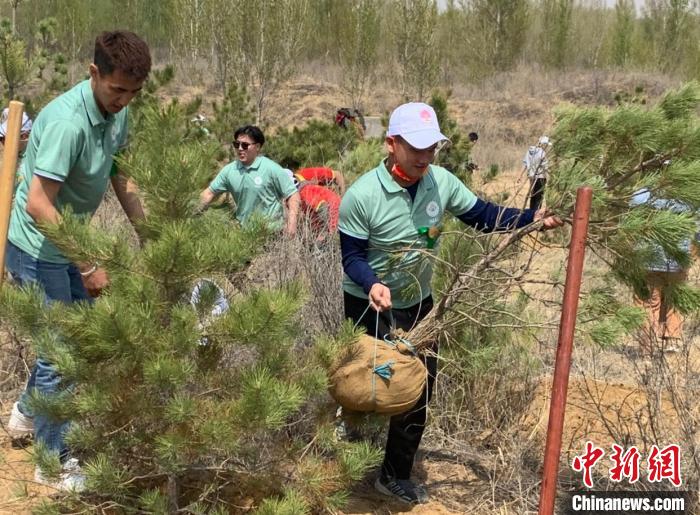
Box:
[5,241,90,461]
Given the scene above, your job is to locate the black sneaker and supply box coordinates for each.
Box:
[374,474,429,505]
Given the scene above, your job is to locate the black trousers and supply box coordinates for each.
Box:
[343,292,437,480]
[530,177,547,210]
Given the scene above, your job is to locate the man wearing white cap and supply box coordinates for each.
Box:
[520,135,551,210]
[338,102,562,505]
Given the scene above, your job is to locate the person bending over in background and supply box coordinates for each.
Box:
[286,168,341,237]
[294,165,346,194]
[199,125,300,236]
[631,188,699,353]
[5,30,151,492]
[339,102,563,506]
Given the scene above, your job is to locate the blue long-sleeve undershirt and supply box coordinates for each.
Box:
[340,198,536,294]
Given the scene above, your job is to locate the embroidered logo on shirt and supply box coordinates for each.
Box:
[253,176,263,187]
[111,124,120,148]
[426,200,440,218]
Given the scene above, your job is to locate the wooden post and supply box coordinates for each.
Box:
[0,100,25,287]
[538,186,593,515]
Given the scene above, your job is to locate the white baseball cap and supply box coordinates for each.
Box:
[538,135,550,146]
[386,102,448,149]
[0,107,32,137]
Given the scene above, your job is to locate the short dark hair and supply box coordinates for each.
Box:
[94,31,151,81]
[468,132,479,142]
[234,125,265,146]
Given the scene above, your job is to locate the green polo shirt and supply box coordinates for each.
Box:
[8,80,128,264]
[339,161,478,309]
[208,155,296,228]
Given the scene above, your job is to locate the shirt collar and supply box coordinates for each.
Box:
[240,156,262,171]
[81,79,110,127]
[376,160,435,193]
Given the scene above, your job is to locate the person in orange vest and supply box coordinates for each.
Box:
[286,167,343,235]
[293,166,345,194]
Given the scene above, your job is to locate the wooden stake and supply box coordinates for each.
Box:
[538,186,593,515]
[0,100,25,287]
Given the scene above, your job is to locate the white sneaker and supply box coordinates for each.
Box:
[34,458,86,492]
[7,402,34,438]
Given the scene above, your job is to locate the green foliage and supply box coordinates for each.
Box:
[210,83,255,153]
[336,138,384,182]
[266,119,362,170]
[539,0,574,69]
[0,97,378,512]
[0,17,30,99]
[390,0,439,100]
[579,284,646,347]
[333,0,382,109]
[468,0,528,74]
[550,82,700,315]
[429,91,474,182]
[610,0,635,67]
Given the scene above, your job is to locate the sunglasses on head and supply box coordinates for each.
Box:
[232,140,255,150]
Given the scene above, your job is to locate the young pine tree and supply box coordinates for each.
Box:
[548,82,700,345]
[0,87,379,513]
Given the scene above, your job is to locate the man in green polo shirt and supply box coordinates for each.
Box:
[339,102,563,505]
[199,125,299,235]
[4,30,151,492]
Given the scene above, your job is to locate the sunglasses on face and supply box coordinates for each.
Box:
[232,140,256,150]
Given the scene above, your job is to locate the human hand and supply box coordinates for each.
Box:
[534,209,564,230]
[368,283,392,312]
[81,266,109,297]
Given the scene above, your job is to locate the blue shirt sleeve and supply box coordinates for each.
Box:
[458,198,535,232]
[339,230,380,294]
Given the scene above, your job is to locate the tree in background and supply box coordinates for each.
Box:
[0,17,30,100]
[206,0,241,94]
[333,0,382,110]
[391,0,439,101]
[539,0,574,69]
[234,0,310,123]
[171,0,210,69]
[611,0,635,67]
[467,0,529,74]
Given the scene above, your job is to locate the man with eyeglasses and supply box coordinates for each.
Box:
[199,125,300,236]
[338,102,563,505]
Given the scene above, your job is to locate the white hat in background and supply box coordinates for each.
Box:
[538,135,550,146]
[386,102,449,150]
[0,107,32,137]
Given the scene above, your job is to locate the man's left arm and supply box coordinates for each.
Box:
[284,192,300,236]
[446,173,561,232]
[111,169,145,238]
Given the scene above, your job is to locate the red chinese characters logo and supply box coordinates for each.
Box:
[648,444,682,487]
[572,441,605,488]
[572,443,682,488]
[609,444,641,483]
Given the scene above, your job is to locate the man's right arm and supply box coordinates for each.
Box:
[26,175,62,225]
[199,187,218,209]
[339,231,391,311]
[25,174,107,294]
